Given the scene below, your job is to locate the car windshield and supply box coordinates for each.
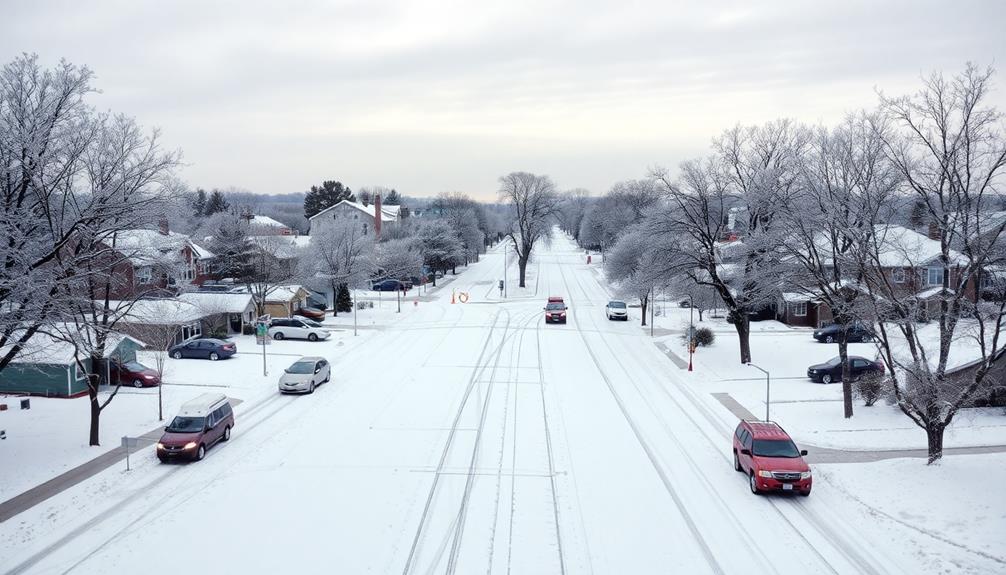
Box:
[287,361,315,374]
[123,361,147,371]
[166,416,205,433]
[608,301,626,308]
[825,356,842,366]
[752,439,802,458]
[301,319,323,328]
[546,303,565,311]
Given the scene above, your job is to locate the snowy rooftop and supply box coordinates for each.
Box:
[248,235,310,258]
[250,215,289,228]
[228,284,306,302]
[871,225,966,268]
[309,199,400,223]
[3,328,143,366]
[100,228,213,265]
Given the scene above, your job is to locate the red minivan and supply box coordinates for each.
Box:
[732,420,812,496]
[157,393,234,462]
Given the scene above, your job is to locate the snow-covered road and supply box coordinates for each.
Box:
[2,234,993,574]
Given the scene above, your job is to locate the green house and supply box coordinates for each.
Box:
[0,331,145,397]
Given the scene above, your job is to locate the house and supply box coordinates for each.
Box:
[259,285,311,318]
[0,330,145,397]
[248,215,295,236]
[308,195,401,238]
[113,293,256,349]
[94,221,216,299]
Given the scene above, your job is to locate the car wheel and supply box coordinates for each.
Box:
[308,333,318,342]
[195,444,206,461]
[734,451,742,472]
[209,352,219,361]
[822,373,833,384]
[749,472,761,495]
[825,335,835,343]
[222,426,231,441]
[273,332,284,340]
[132,378,143,388]
[171,351,182,359]
[308,381,316,394]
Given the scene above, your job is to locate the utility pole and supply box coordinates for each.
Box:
[503,243,507,299]
[688,294,694,372]
[650,287,655,337]
[353,287,358,336]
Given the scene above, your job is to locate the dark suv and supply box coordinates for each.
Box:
[733,420,812,496]
[813,322,875,343]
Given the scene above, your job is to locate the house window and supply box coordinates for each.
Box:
[927,267,944,286]
[791,302,808,317]
[197,260,209,275]
[181,321,202,341]
[136,266,152,284]
[182,262,196,281]
[892,268,906,283]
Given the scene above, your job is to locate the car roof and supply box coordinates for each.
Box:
[177,393,229,417]
[548,296,564,302]
[741,420,793,440]
[608,300,625,304]
[294,356,325,363]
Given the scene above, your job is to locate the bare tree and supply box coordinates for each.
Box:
[781,113,901,418]
[243,236,299,316]
[301,216,375,316]
[863,64,1006,462]
[498,172,558,287]
[605,226,662,326]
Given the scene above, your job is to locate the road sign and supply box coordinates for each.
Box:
[121,436,138,471]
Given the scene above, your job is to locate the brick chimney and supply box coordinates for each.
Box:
[158,218,170,235]
[374,193,382,239]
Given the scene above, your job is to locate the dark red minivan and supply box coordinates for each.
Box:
[733,420,812,496]
[157,393,234,462]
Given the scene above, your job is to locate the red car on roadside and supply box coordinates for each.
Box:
[544,296,567,324]
[109,359,160,388]
[732,420,812,496]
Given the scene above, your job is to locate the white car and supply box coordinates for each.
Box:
[606,300,629,321]
[268,317,331,341]
[278,356,331,394]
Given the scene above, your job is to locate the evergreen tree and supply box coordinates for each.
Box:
[204,189,230,216]
[335,282,353,313]
[304,180,355,219]
[192,188,207,217]
[384,188,401,205]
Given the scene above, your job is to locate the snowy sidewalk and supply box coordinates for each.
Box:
[709,391,1006,463]
[0,398,243,523]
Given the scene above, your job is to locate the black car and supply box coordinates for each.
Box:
[169,338,237,361]
[807,356,884,384]
[372,279,409,291]
[726,304,776,324]
[813,322,875,343]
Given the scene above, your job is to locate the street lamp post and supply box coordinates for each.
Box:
[747,362,771,421]
[503,243,507,299]
[688,294,694,372]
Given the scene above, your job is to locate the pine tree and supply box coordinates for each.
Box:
[192,188,207,217]
[384,189,401,205]
[335,283,353,313]
[304,180,355,219]
[204,189,230,216]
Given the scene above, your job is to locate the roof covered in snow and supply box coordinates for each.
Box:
[247,235,309,259]
[250,215,290,228]
[4,328,145,366]
[100,229,214,265]
[871,225,966,268]
[309,200,400,223]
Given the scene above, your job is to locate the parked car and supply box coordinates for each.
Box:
[726,304,776,323]
[168,338,237,361]
[732,420,812,496]
[544,297,567,324]
[605,300,628,321]
[268,317,331,341]
[678,299,691,308]
[278,356,331,394]
[813,322,875,343]
[157,393,234,462]
[296,306,327,321]
[372,279,410,292]
[806,355,884,384]
[109,359,160,388]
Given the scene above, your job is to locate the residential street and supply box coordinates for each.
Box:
[6,235,1001,575]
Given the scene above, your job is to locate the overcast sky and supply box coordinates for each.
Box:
[4,1,1004,200]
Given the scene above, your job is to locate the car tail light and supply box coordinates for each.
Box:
[224,344,235,351]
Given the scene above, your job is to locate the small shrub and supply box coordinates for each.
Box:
[356,301,374,310]
[681,326,715,347]
[855,374,886,406]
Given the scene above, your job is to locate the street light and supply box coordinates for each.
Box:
[747,362,770,422]
[688,294,694,372]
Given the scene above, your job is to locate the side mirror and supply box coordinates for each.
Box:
[800,450,808,456]
[740,449,751,456]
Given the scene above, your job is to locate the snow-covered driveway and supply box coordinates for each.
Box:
[1,236,995,574]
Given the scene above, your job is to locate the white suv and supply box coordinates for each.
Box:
[268,318,331,341]
[606,300,628,321]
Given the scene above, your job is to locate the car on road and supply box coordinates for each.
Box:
[807,355,884,384]
[278,356,331,394]
[544,298,567,324]
[732,420,812,496]
[157,393,234,462]
[296,306,327,321]
[268,317,331,341]
[372,279,411,292]
[168,338,237,361]
[109,359,160,388]
[813,322,875,343]
[605,300,628,321]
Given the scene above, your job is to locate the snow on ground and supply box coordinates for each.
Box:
[1,233,1003,574]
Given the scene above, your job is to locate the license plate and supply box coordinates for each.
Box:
[782,483,793,491]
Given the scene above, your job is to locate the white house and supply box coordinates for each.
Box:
[308,199,401,237]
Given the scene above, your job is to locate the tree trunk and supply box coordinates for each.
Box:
[838,338,854,419]
[926,423,945,464]
[697,308,704,321]
[88,381,101,446]
[518,255,529,288]
[332,282,338,317]
[733,315,752,364]
[640,295,648,327]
